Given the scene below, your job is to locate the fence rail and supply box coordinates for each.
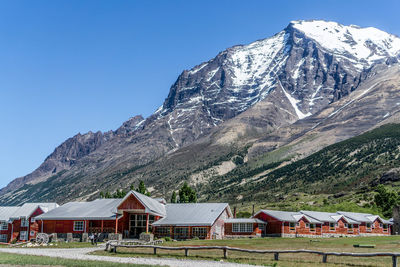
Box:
[105,241,400,266]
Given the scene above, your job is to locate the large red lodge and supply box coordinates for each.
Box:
[0,191,393,243]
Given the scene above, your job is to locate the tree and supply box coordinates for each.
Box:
[105,192,112,198]
[99,191,105,199]
[171,191,177,203]
[136,180,150,196]
[178,182,197,203]
[374,185,399,217]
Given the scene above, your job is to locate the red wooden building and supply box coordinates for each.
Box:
[224,218,266,238]
[0,203,58,243]
[37,191,232,240]
[254,209,392,237]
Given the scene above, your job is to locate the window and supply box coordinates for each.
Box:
[310,224,316,231]
[383,224,388,232]
[155,227,171,236]
[329,223,335,231]
[31,218,36,223]
[296,222,300,227]
[366,223,372,231]
[73,221,84,231]
[0,221,8,230]
[174,227,189,238]
[306,223,310,228]
[289,222,295,231]
[20,231,28,240]
[20,218,29,227]
[232,223,252,233]
[348,224,353,232]
[192,227,208,238]
[30,231,35,237]
[344,223,348,228]
[0,234,7,242]
[379,223,383,228]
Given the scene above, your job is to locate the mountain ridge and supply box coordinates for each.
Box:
[1,20,400,205]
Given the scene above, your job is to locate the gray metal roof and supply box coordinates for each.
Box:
[300,210,359,224]
[225,218,266,224]
[338,211,392,224]
[256,210,306,223]
[152,203,229,226]
[36,199,121,220]
[9,203,59,219]
[128,191,166,216]
[0,206,20,222]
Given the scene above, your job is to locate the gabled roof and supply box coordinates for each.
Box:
[337,211,391,224]
[0,206,20,222]
[152,203,229,226]
[9,203,59,219]
[36,199,121,220]
[118,191,166,217]
[300,210,359,224]
[254,209,319,223]
[225,218,266,224]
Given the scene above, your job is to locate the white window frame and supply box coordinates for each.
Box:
[232,223,253,233]
[20,231,28,240]
[73,221,85,232]
[310,224,316,231]
[366,223,372,231]
[329,223,335,231]
[289,222,295,231]
[0,221,8,230]
[305,223,310,228]
[20,218,29,227]
[192,227,208,237]
[31,217,36,223]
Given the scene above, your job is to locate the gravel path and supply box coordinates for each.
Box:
[0,247,263,267]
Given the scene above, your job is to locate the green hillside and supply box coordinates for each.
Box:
[205,123,400,216]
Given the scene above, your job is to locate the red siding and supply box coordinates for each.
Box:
[118,194,145,210]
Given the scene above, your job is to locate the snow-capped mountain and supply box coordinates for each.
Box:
[154,20,400,146]
[2,20,400,204]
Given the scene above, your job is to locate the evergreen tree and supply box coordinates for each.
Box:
[374,185,399,217]
[178,182,197,203]
[99,191,104,199]
[136,180,150,196]
[171,191,177,203]
[105,192,112,198]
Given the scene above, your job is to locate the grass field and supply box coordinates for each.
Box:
[93,236,400,266]
[0,251,161,267]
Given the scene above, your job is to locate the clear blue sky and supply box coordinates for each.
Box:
[0,0,399,188]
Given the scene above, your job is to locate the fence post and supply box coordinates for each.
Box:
[153,247,157,255]
[114,246,117,253]
[274,253,279,261]
[322,254,327,263]
[223,248,228,259]
[185,248,189,257]
[393,256,397,267]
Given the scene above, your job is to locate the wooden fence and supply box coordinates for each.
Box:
[105,242,400,267]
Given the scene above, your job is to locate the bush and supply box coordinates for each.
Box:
[232,156,244,165]
[164,237,171,242]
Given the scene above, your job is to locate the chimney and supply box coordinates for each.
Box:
[252,204,255,217]
[233,207,237,218]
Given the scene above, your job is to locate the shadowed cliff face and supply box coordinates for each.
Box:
[1,20,400,205]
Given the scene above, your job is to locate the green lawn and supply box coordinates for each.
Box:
[0,251,162,267]
[93,236,400,267]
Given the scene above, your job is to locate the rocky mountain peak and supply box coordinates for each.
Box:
[288,20,400,66]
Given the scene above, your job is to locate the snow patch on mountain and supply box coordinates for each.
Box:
[292,20,400,65]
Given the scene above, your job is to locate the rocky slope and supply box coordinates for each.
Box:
[1,20,400,205]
